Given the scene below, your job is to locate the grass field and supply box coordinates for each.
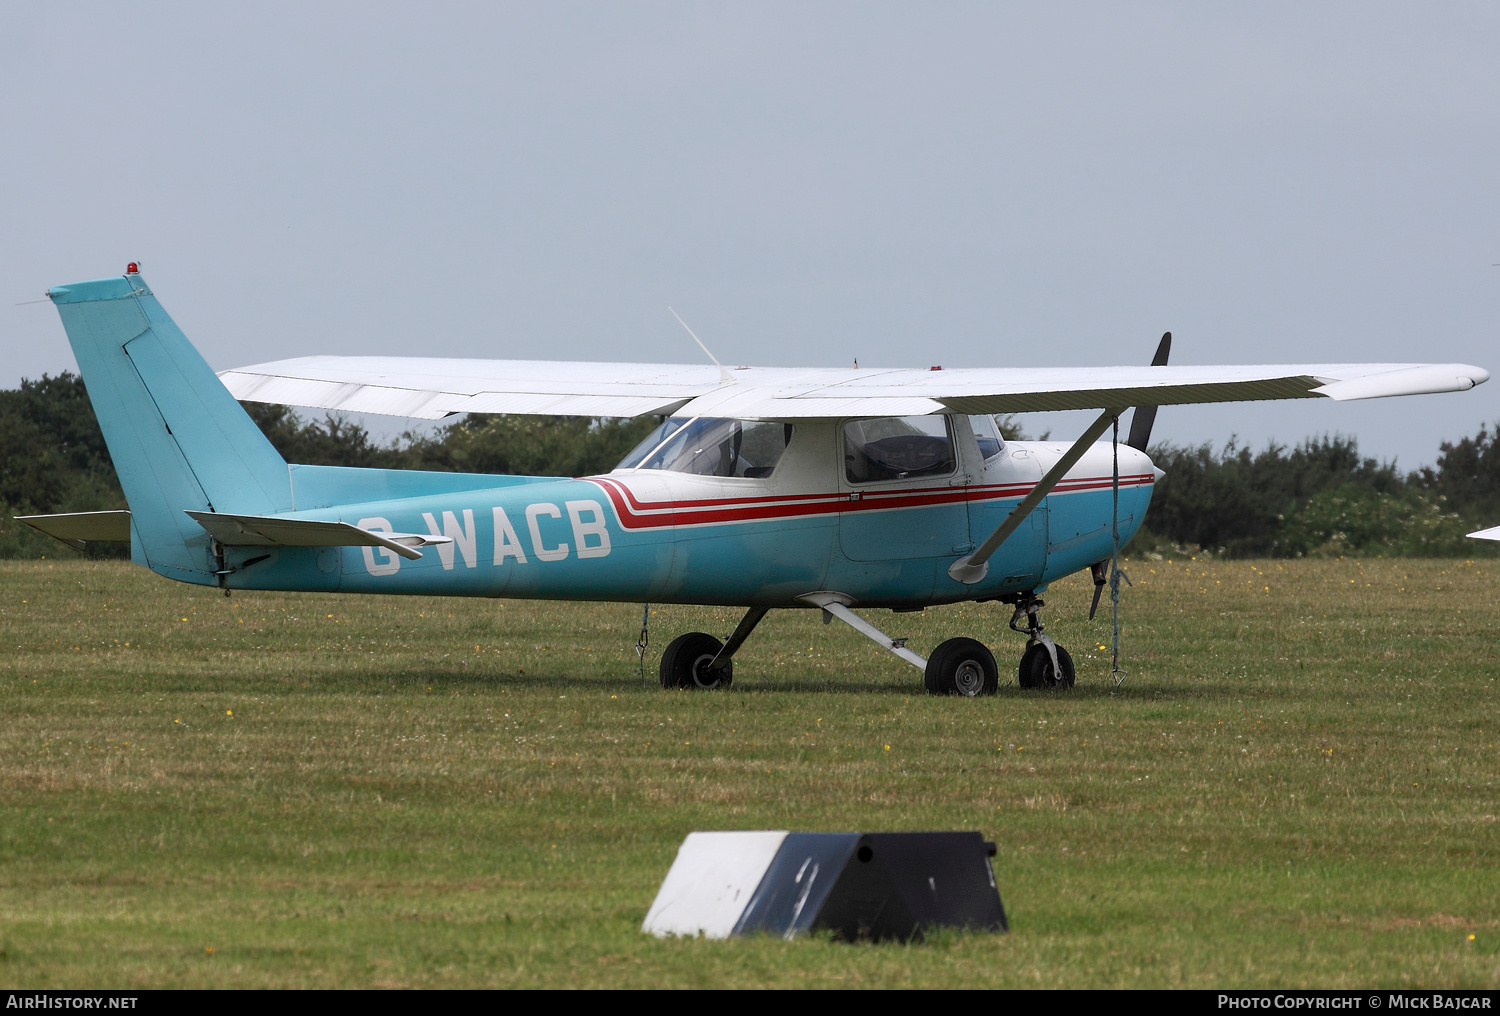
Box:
[2,556,1498,988]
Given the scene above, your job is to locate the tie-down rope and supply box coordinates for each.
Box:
[1110,416,1132,687]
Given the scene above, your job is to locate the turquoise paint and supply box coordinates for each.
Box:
[840,497,966,562]
[968,496,1049,589]
[214,480,1147,607]
[1041,483,1153,583]
[287,463,558,509]
[50,274,293,585]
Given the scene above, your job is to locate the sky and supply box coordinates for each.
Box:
[3,2,1497,469]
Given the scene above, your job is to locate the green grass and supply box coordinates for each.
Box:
[1,556,1498,988]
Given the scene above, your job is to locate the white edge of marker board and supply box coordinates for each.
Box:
[641,831,789,938]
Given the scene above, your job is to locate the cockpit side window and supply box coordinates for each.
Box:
[616,417,795,478]
[970,414,1006,461]
[843,416,956,484]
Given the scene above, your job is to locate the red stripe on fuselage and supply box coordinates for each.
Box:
[586,474,1154,531]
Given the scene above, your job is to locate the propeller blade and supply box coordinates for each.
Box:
[1125,331,1171,451]
[1148,330,1171,367]
[1088,560,1107,620]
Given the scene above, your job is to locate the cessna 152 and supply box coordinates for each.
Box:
[22,267,1489,696]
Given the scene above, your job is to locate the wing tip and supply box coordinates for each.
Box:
[1315,364,1490,402]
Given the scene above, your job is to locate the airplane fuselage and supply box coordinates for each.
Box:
[195,419,1155,608]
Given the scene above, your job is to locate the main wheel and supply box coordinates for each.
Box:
[924,637,998,697]
[1019,641,1075,690]
[659,632,733,690]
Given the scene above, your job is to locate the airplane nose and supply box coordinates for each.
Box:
[1122,444,1162,481]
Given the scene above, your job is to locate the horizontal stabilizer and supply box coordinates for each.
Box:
[1467,526,1500,542]
[15,510,132,550]
[184,511,450,561]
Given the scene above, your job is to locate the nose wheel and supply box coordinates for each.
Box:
[1006,593,1075,690]
[1019,641,1075,689]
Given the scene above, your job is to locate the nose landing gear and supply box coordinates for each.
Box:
[1006,593,1075,690]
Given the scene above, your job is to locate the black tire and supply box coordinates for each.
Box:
[1017,642,1044,688]
[923,637,998,697]
[1019,641,1075,690]
[659,632,733,690]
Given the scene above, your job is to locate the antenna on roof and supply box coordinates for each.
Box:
[668,307,732,385]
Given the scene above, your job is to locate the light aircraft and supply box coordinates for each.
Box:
[21,266,1490,696]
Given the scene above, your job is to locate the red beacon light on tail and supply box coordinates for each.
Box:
[125,263,139,275]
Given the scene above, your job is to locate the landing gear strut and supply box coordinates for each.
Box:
[1006,593,1075,690]
[659,632,733,689]
[658,607,769,690]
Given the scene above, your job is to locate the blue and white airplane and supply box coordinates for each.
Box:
[21,266,1490,696]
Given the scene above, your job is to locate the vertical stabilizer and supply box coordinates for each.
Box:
[48,270,292,582]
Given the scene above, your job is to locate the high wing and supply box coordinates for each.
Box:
[221,357,724,420]
[220,356,1489,420]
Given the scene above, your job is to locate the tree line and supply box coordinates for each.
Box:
[3,372,1497,559]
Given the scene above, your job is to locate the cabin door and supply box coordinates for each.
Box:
[838,416,971,562]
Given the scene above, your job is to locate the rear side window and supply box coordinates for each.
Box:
[844,416,955,483]
[617,417,794,478]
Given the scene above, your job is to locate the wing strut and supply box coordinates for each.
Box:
[948,407,1125,585]
[797,592,927,670]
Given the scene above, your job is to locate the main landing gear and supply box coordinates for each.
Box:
[658,607,768,690]
[651,593,1076,695]
[659,632,733,689]
[1005,592,1075,690]
[924,637,999,696]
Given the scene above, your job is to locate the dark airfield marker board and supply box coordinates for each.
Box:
[643,830,1007,941]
